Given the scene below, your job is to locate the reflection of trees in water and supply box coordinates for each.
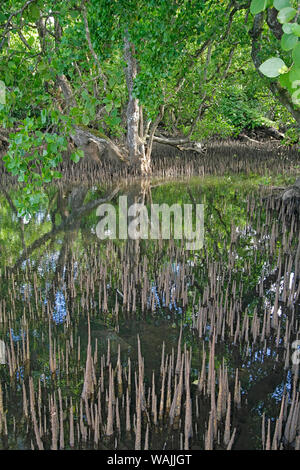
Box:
[0,178,299,449]
[1,179,155,323]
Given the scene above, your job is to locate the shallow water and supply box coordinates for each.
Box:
[0,174,299,450]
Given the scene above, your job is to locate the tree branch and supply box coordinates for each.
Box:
[0,0,38,51]
[81,0,107,92]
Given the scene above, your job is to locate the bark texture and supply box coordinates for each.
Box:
[124,32,144,164]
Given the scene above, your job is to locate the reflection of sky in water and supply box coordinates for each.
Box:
[147,262,184,314]
[252,348,273,362]
[269,272,296,297]
[22,214,31,225]
[34,210,49,225]
[21,251,60,273]
[8,328,24,342]
[20,210,50,226]
[43,288,67,324]
[37,251,61,274]
[262,271,298,318]
[150,285,182,314]
[172,262,180,273]
[16,365,24,381]
[272,382,286,402]
[272,370,292,402]
[20,283,32,300]
[20,247,78,326]
[40,373,53,383]
[52,290,67,324]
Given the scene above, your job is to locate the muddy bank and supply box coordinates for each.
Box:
[0,139,299,189]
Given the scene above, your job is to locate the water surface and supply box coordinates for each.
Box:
[0,174,299,450]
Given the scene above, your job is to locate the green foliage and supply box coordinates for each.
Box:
[251,0,300,106]
[217,87,274,133]
[0,0,299,216]
[2,110,75,215]
[282,125,300,144]
[193,113,236,140]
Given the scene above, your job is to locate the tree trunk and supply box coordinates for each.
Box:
[124,31,144,165]
[282,177,300,202]
[71,126,127,164]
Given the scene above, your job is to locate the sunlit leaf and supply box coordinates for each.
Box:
[277,7,297,24]
[259,57,286,77]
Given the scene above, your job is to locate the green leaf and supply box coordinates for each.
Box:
[291,85,300,105]
[277,7,297,24]
[292,43,300,66]
[289,66,300,84]
[281,33,298,51]
[70,149,84,163]
[70,152,80,163]
[17,173,25,182]
[27,4,40,21]
[291,24,300,37]
[250,0,268,15]
[259,57,286,77]
[82,115,90,125]
[27,37,35,47]
[279,72,290,89]
[282,23,293,34]
[15,134,23,144]
[273,0,291,10]
[41,109,47,124]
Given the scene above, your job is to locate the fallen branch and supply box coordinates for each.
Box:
[239,133,261,144]
[152,135,206,153]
